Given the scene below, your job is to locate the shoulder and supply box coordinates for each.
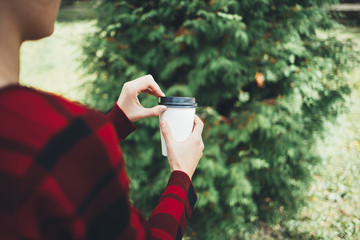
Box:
[0,85,117,158]
[0,85,106,128]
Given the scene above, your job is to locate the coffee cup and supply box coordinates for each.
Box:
[158,96,197,156]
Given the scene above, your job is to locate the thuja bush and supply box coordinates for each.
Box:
[61,0,78,7]
[82,0,358,238]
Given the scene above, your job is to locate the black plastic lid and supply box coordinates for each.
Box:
[158,97,197,108]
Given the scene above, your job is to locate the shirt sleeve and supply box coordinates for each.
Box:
[120,171,197,240]
[106,103,136,141]
[148,171,197,239]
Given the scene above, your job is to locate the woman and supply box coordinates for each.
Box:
[0,0,204,239]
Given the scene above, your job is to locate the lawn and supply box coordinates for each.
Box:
[20,19,360,239]
[20,21,96,102]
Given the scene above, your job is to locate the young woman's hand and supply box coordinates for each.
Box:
[160,115,204,179]
[117,75,167,122]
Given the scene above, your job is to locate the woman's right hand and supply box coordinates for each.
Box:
[160,115,204,179]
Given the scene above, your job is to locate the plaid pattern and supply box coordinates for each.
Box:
[0,85,197,240]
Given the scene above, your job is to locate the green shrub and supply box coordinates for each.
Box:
[82,0,358,238]
[60,0,93,7]
[61,0,78,7]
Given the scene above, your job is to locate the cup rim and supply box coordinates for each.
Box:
[158,96,197,108]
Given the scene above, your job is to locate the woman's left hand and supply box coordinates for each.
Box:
[117,75,167,122]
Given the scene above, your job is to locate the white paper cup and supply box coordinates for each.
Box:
[158,97,197,156]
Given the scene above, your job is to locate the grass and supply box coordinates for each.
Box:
[20,20,96,102]
[20,16,360,240]
[58,2,98,22]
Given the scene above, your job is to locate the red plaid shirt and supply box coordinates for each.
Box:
[0,85,197,240]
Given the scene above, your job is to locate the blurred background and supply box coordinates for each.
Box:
[20,0,359,239]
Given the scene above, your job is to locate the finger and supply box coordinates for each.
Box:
[192,115,204,135]
[160,120,175,143]
[141,88,156,96]
[134,75,165,97]
[140,105,167,118]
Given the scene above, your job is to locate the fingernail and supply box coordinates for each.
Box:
[160,121,166,128]
[160,106,167,111]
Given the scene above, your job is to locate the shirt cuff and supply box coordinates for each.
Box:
[107,104,136,140]
[166,171,197,210]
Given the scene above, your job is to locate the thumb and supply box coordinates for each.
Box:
[160,120,175,144]
[141,105,167,118]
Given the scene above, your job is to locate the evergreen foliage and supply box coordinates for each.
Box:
[82,0,358,238]
[61,0,78,7]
